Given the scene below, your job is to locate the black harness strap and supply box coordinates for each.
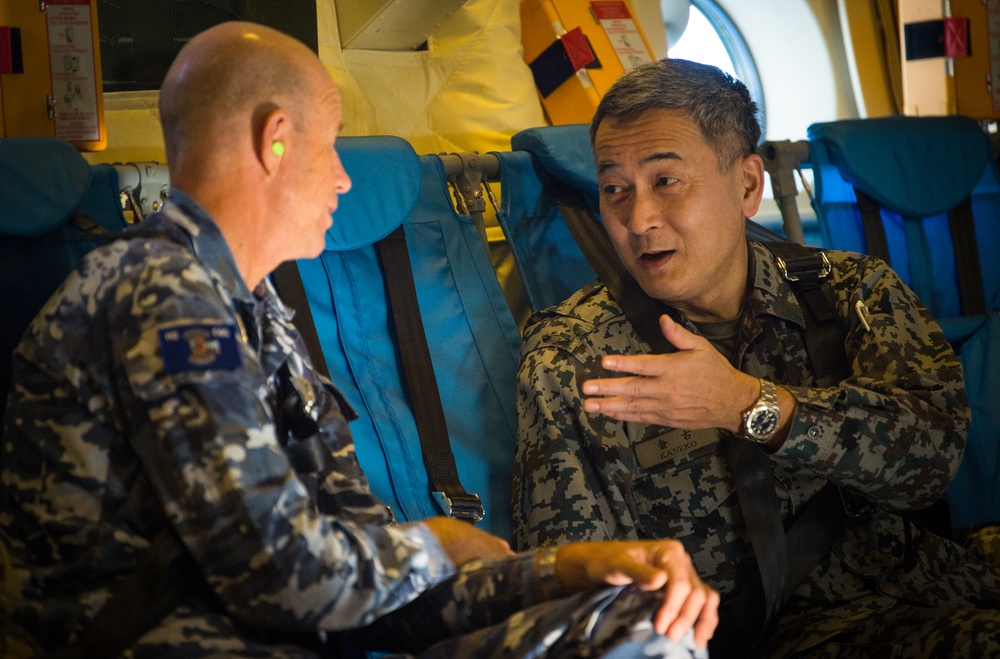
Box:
[947,196,986,317]
[273,238,483,524]
[375,226,484,524]
[854,186,986,318]
[854,188,893,267]
[272,260,333,380]
[766,242,850,386]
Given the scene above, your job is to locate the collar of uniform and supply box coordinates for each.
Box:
[158,188,255,307]
[744,239,808,330]
[258,275,296,326]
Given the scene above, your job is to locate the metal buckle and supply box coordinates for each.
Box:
[432,491,485,524]
[777,252,832,282]
[838,487,872,518]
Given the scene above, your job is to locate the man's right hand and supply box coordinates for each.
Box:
[555,539,719,648]
[422,517,514,567]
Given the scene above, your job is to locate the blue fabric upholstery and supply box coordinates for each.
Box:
[510,124,600,210]
[807,116,1000,535]
[0,137,128,430]
[296,136,522,540]
[808,115,1000,322]
[495,125,598,314]
[0,137,92,236]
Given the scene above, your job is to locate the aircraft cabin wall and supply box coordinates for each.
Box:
[9,0,986,241]
[0,0,870,166]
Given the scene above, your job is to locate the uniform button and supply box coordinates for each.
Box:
[807,425,823,439]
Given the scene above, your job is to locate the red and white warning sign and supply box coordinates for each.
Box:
[46,0,100,142]
[590,1,653,72]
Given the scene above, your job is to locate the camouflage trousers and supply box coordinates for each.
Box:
[759,525,1000,659]
[763,597,1000,658]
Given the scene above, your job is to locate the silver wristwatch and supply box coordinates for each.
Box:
[742,379,780,442]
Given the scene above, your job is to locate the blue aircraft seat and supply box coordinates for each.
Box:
[492,124,599,315]
[808,115,1000,343]
[807,115,1000,536]
[0,137,129,431]
[291,136,522,540]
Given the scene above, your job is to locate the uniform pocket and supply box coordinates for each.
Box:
[629,429,749,593]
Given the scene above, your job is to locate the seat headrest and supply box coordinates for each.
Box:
[325,135,421,251]
[511,125,598,195]
[0,137,92,236]
[807,115,992,217]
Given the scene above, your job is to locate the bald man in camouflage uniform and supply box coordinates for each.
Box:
[0,23,719,658]
[513,58,1000,658]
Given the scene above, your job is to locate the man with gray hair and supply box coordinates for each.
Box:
[514,57,1000,657]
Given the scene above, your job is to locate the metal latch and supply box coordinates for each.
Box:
[432,491,485,524]
[776,251,831,282]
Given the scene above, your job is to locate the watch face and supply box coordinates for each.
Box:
[749,409,778,438]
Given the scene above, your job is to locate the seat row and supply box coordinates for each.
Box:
[2,116,998,541]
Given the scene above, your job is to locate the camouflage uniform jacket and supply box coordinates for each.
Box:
[514,240,973,606]
[0,191,462,652]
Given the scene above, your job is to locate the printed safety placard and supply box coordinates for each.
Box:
[590,1,653,72]
[46,0,100,142]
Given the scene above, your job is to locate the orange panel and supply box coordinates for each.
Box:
[0,1,55,138]
[952,0,1000,120]
[0,0,105,149]
[521,0,655,125]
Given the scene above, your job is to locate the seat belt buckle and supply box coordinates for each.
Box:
[777,251,831,283]
[838,487,872,518]
[432,491,485,524]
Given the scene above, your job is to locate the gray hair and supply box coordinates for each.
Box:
[590,58,761,172]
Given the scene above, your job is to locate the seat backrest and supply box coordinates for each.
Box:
[808,116,1000,538]
[0,138,128,430]
[294,136,522,540]
[808,115,1000,335]
[493,124,599,314]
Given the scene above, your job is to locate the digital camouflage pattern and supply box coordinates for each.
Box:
[514,241,1000,656]
[1,191,704,658]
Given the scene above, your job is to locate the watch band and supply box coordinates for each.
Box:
[743,378,780,442]
[758,378,779,409]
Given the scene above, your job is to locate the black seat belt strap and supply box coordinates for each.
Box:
[855,188,987,319]
[375,226,484,524]
[272,261,333,379]
[854,187,892,266]
[766,242,850,386]
[947,196,986,316]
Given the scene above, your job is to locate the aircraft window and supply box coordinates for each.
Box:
[665,0,765,136]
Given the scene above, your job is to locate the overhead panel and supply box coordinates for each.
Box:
[336,0,470,50]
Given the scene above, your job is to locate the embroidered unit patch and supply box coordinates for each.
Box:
[158,324,242,374]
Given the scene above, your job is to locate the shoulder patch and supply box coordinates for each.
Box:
[158,324,242,374]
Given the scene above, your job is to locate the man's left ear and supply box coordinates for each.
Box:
[741,153,765,217]
[259,108,288,174]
